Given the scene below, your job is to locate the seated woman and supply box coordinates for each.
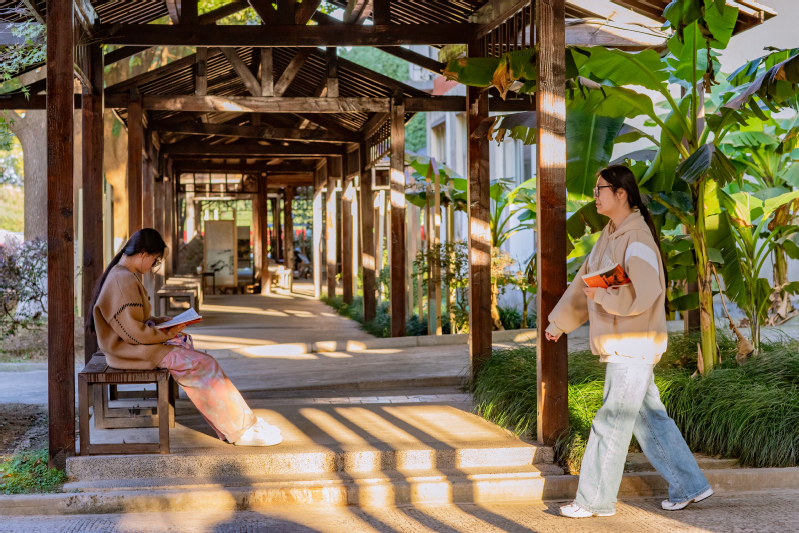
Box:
[87,228,281,446]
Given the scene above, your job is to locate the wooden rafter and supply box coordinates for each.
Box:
[221,47,262,97]
[165,0,181,24]
[174,161,318,173]
[274,49,314,97]
[163,140,345,156]
[149,120,358,143]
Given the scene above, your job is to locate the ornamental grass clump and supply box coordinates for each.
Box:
[470,332,799,473]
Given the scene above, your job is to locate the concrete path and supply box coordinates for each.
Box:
[2,490,797,532]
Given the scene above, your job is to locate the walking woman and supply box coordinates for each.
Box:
[546,166,712,518]
[87,228,282,447]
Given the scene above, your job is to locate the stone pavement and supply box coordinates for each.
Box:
[1,490,796,532]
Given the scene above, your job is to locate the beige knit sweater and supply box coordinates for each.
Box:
[545,210,668,364]
[93,265,175,370]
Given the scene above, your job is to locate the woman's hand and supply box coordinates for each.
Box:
[166,324,186,337]
[583,287,598,300]
[545,331,560,342]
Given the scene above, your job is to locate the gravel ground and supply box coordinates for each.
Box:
[0,403,46,456]
[0,490,796,533]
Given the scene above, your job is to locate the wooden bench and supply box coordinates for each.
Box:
[78,355,175,455]
[155,289,198,316]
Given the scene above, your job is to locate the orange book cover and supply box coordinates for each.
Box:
[581,263,631,289]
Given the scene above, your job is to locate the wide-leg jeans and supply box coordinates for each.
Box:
[573,363,711,514]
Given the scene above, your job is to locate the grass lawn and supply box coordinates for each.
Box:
[471,332,799,473]
[0,184,23,233]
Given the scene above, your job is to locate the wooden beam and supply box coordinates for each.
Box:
[21,0,45,23]
[372,0,390,25]
[105,49,224,96]
[200,0,251,24]
[294,113,356,139]
[284,186,295,292]
[344,0,372,23]
[163,140,344,157]
[260,48,274,97]
[221,47,262,97]
[149,120,357,142]
[342,176,353,303]
[249,0,277,24]
[82,41,104,364]
[313,163,324,298]
[326,47,339,98]
[536,0,569,447]
[274,49,314,97]
[181,0,199,25]
[128,100,144,233]
[139,95,389,113]
[47,0,75,470]
[174,161,317,173]
[165,0,181,24]
[294,0,322,25]
[326,157,339,298]
[389,95,405,337]
[359,143,376,321]
[195,47,208,96]
[277,0,295,25]
[466,45,492,377]
[98,23,478,47]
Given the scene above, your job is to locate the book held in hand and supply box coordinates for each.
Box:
[581,263,631,289]
[155,308,202,329]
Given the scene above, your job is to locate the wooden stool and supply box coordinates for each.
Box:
[78,355,175,455]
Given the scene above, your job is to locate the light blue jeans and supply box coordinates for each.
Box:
[574,363,711,514]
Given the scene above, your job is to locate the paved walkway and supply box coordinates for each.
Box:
[2,490,797,532]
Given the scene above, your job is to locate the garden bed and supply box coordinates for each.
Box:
[471,332,799,474]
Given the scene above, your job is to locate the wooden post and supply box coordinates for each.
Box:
[195,47,207,96]
[181,0,199,24]
[165,169,174,278]
[536,0,570,446]
[143,131,154,228]
[342,177,353,304]
[273,196,282,262]
[426,164,434,333]
[326,157,338,298]
[82,41,104,364]
[261,48,274,97]
[253,186,262,288]
[127,98,143,234]
[171,170,180,274]
[47,0,75,469]
[466,44,492,374]
[359,145,376,321]
[434,160,442,334]
[376,188,385,304]
[284,186,295,292]
[260,176,271,294]
[313,163,325,299]
[326,47,339,98]
[389,94,406,337]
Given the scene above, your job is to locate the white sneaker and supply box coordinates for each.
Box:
[234,418,283,446]
[559,502,615,518]
[662,487,714,510]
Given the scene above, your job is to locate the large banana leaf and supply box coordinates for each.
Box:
[579,48,668,92]
[676,143,737,186]
[570,78,657,120]
[566,108,624,202]
[724,52,799,111]
[664,0,736,48]
[707,211,747,308]
[566,201,607,240]
[442,57,499,87]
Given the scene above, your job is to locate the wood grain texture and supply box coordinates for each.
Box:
[342,177,353,303]
[127,100,143,234]
[326,157,339,298]
[195,47,208,96]
[326,46,339,98]
[138,95,390,114]
[47,0,75,469]
[221,47,262,97]
[535,0,569,446]
[260,48,274,97]
[359,145,376,321]
[389,96,406,337]
[274,49,314,97]
[82,42,104,364]
[466,57,492,375]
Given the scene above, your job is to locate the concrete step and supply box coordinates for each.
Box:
[66,442,556,482]
[6,467,799,516]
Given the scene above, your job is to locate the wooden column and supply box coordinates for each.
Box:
[181,0,199,24]
[466,44,492,373]
[171,171,180,274]
[326,157,339,298]
[536,0,569,446]
[313,163,325,299]
[164,170,174,279]
[260,177,272,294]
[359,145,376,321]
[127,99,143,234]
[326,47,339,98]
[143,132,154,228]
[47,0,75,469]
[389,94,406,337]
[284,186,295,292]
[82,41,104,364]
[274,196,283,262]
[195,47,208,96]
[261,48,274,97]
[342,177,353,304]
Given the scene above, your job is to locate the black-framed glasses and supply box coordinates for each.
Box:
[152,257,163,270]
[593,185,614,198]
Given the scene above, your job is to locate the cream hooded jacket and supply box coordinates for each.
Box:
[545,210,668,364]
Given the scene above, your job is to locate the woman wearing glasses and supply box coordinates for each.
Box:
[546,166,712,518]
[87,228,282,447]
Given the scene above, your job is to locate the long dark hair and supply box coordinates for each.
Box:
[598,165,669,310]
[86,228,168,333]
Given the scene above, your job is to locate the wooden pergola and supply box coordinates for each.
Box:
[0,0,775,468]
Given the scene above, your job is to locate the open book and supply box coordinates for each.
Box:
[581,263,631,289]
[154,308,202,330]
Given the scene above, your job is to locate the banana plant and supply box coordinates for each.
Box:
[716,188,799,354]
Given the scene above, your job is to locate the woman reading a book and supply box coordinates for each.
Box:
[87,228,282,447]
[545,166,712,518]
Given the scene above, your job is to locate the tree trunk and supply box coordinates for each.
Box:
[772,246,792,321]
[10,110,47,241]
[491,282,504,330]
[695,180,717,373]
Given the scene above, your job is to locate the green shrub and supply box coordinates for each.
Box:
[322,295,452,337]
[471,331,799,473]
[0,449,67,494]
[498,306,522,330]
